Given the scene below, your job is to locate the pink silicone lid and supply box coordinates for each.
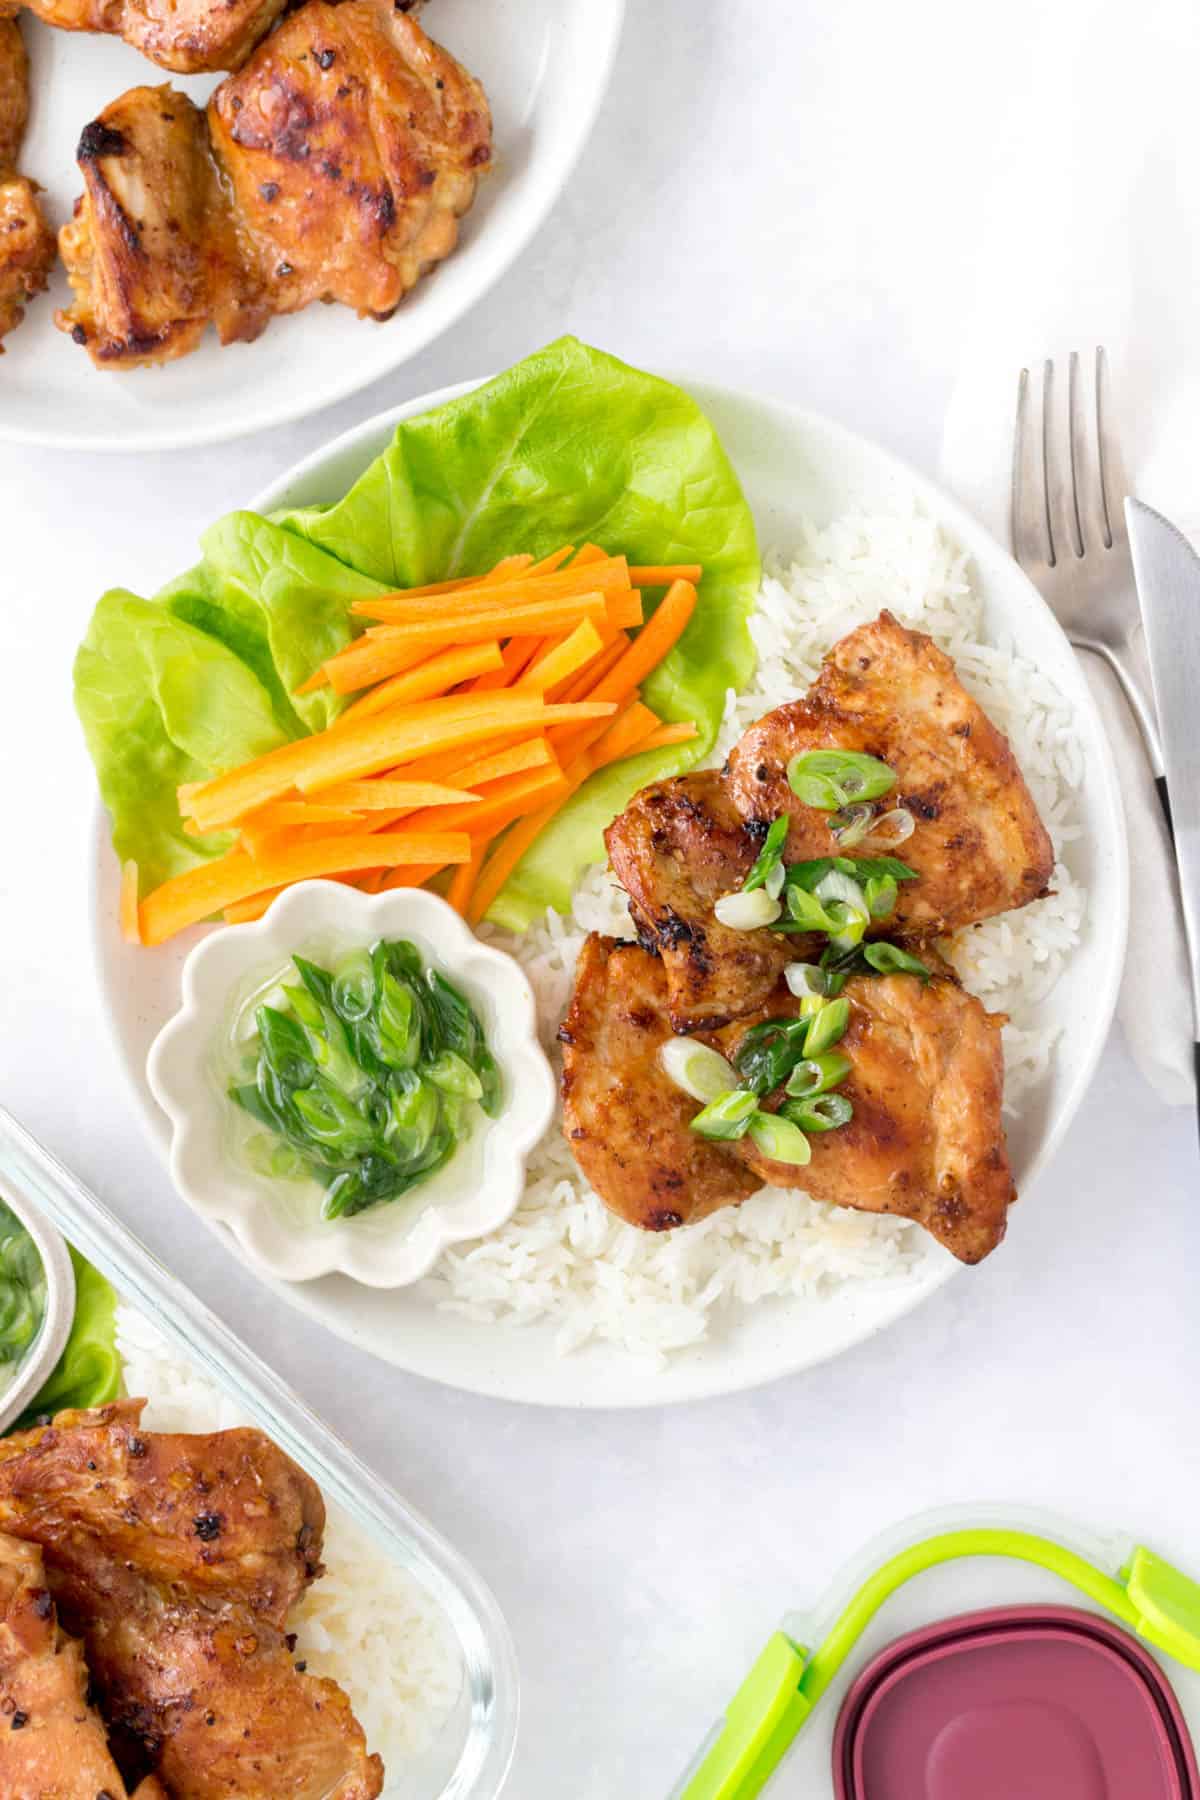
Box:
[832,1606,1199,1800]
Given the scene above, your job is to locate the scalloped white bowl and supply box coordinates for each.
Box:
[146,881,556,1287]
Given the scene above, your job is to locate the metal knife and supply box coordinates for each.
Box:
[1126,499,1200,1127]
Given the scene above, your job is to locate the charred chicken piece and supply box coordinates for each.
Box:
[0,1532,166,1799]
[0,1401,384,1800]
[21,0,286,73]
[559,933,760,1231]
[715,957,1015,1264]
[57,2,491,367]
[725,610,1055,935]
[0,15,55,349]
[605,770,795,1032]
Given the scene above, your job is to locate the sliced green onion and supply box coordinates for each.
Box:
[804,997,851,1057]
[785,1050,852,1099]
[690,1088,759,1141]
[787,749,896,811]
[747,1111,812,1166]
[784,1092,853,1133]
[829,803,875,848]
[863,942,931,980]
[783,884,834,931]
[815,868,868,913]
[784,962,827,1001]
[659,1038,739,1103]
[331,949,375,1023]
[715,888,782,930]
[741,815,789,892]
[864,873,899,920]
[426,1050,484,1101]
[764,860,787,901]
[862,807,914,848]
[825,901,867,951]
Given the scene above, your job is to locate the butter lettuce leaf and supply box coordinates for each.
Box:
[77,338,759,926]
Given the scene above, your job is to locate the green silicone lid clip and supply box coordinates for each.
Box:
[676,1525,1200,1800]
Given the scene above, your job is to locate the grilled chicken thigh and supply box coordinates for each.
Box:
[607,612,1054,1033]
[720,958,1014,1263]
[0,14,55,348]
[20,0,285,73]
[0,1533,166,1799]
[560,937,1013,1261]
[57,3,491,366]
[560,933,759,1230]
[0,1401,384,1800]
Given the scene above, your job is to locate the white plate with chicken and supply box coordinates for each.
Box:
[0,0,622,449]
[90,363,1128,1406]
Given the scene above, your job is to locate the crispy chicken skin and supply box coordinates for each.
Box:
[606,612,1055,1033]
[57,3,491,367]
[559,933,759,1230]
[726,611,1055,934]
[21,0,286,73]
[0,1401,384,1800]
[605,770,795,1031]
[0,16,55,349]
[716,960,1015,1264]
[559,939,1013,1261]
[0,1532,166,1799]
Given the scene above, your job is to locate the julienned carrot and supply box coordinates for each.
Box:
[447,841,486,915]
[307,779,476,811]
[633,721,699,752]
[526,546,575,576]
[628,564,703,586]
[140,832,470,946]
[592,579,696,705]
[120,862,141,945]
[606,592,645,630]
[560,633,631,703]
[518,620,605,694]
[584,701,661,768]
[242,800,364,830]
[402,765,568,836]
[186,696,615,832]
[321,597,609,694]
[448,736,557,789]
[376,861,450,893]
[338,641,503,720]
[351,558,630,622]
[570,543,609,566]
[465,634,545,693]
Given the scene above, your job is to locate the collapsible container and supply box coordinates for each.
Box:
[672,1507,1200,1800]
[0,1106,518,1800]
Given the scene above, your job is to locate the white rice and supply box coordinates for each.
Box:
[419,510,1086,1365]
[115,1305,463,1782]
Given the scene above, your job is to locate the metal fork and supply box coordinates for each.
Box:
[1011,346,1164,780]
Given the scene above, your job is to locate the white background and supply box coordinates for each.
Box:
[2,3,1199,1795]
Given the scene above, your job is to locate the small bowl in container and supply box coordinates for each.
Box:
[0,1187,75,1434]
[146,879,556,1287]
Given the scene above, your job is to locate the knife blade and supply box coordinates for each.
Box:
[1126,498,1200,1120]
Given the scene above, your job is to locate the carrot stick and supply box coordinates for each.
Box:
[140,832,470,946]
[376,861,450,893]
[584,700,661,768]
[517,620,604,694]
[606,591,645,629]
[570,544,609,566]
[560,633,631,703]
[465,634,545,693]
[632,721,699,752]
[450,736,556,788]
[120,861,141,945]
[525,546,575,575]
[400,766,568,837]
[351,560,630,621]
[483,553,534,582]
[186,696,614,830]
[307,779,476,811]
[446,841,486,916]
[556,577,696,764]
[338,641,503,720]
[628,564,703,586]
[322,597,609,693]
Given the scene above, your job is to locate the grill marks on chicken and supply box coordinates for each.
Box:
[21,0,286,74]
[0,15,55,349]
[0,1533,167,1799]
[57,2,490,366]
[560,934,759,1231]
[0,1400,384,1800]
[559,938,1014,1262]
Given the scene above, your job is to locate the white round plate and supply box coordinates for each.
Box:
[92,374,1128,1406]
[5,1,623,451]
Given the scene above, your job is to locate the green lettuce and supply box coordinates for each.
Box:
[12,1252,121,1432]
[76,337,760,924]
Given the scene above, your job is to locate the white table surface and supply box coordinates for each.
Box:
[2,3,1198,1795]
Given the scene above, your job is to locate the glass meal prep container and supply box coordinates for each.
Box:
[0,1104,518,1800]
